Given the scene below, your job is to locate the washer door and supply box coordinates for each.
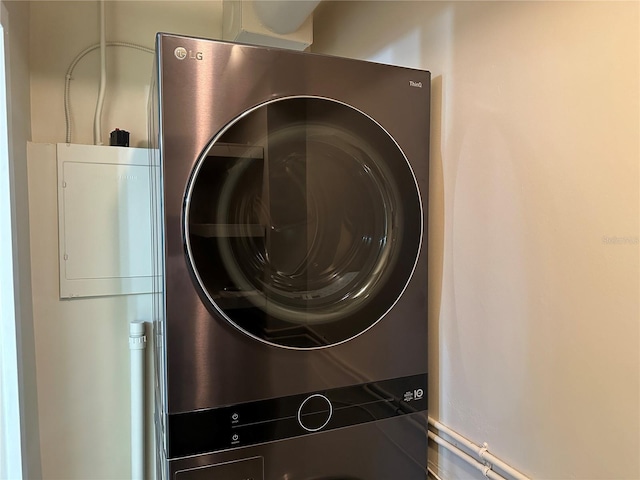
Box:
[185,97,422,349]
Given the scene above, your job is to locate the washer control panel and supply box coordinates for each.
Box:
[168,373,427,459]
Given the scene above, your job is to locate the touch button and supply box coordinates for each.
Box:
[297,394,333,432]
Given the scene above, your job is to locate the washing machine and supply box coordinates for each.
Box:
[149,33,430,480]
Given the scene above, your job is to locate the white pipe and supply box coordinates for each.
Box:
[428,418,531,480]
[428,431,506,480]
[129,321,146,480]
[94,0,106,145]
[430,418,481,458]
[252,0,321,35]
[427,465,444,480]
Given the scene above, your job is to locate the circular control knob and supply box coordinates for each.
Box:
[297,394,333,432]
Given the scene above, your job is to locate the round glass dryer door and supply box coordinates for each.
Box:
[185,97,422,349]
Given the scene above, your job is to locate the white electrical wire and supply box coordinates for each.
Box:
[64,41,154,144]
[94,0,106,145]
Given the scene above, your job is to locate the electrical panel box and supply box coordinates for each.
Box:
[57,143,154,298]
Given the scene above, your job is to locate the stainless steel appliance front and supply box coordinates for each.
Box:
[150,33,430,479]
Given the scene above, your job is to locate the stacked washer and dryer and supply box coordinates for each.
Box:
[149,33,430,480]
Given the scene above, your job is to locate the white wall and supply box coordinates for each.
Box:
[27,2,222,478]
[314,2,639,479]
[1,0,41,477]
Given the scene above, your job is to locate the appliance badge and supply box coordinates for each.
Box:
[403,388,424,402]
[409,80,423,88]
[174,46,203,61]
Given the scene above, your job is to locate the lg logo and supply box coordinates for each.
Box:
[174,47,187,60]
[174,46,203,61]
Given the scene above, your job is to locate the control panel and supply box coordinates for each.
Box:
[168,374,427,458]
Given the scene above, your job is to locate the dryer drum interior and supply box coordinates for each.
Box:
[184,96,422,349]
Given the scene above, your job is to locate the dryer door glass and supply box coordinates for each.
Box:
[185,97,422,349]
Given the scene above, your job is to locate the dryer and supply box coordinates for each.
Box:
[149,33,430,480]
